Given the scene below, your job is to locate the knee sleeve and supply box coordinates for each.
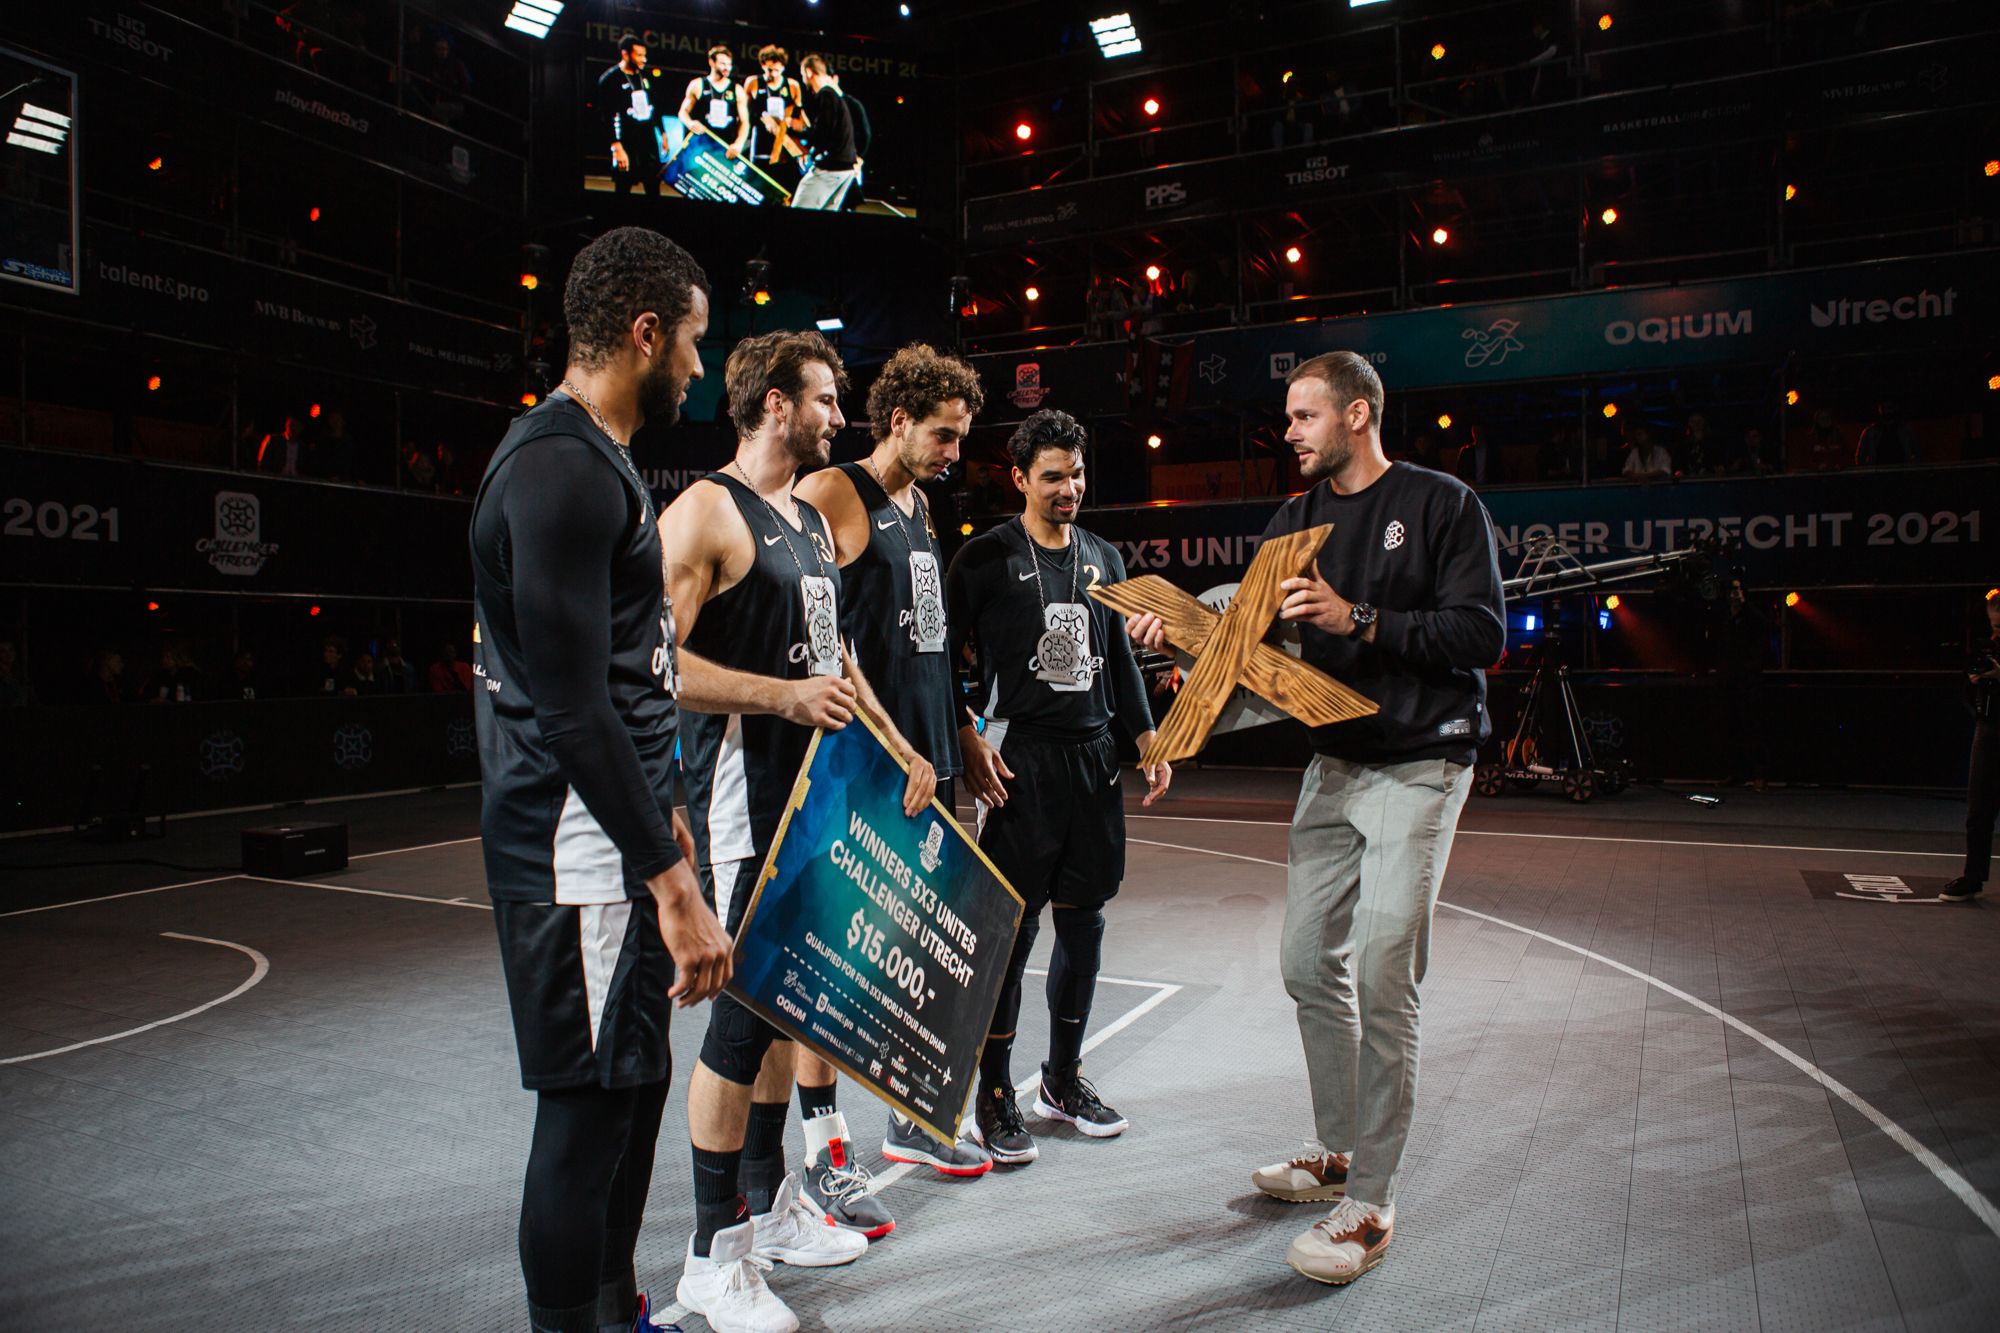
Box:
[1047,906,1105,1016]
[699,990,787,1085]
[989,910,1042,1037]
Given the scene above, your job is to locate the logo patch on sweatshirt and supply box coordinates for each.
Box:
[1436,718,1472,737]
[1383,520,1406,551]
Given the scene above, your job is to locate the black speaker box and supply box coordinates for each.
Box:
[241,821,349,877]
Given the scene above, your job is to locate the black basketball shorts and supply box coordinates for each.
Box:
[975,728,1127,915]
[493,896,674,1091]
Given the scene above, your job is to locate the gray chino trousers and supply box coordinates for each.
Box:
[1282,752,1474,1207]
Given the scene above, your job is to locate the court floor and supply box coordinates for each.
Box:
[2,775,1996,1331]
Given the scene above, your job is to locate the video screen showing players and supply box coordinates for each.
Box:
[582,32,921,220]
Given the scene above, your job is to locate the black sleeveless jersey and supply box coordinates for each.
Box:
[680,472,843,867]
[692,75,742,142]
[745,72,798,145]
[834,462,960,778]
[470,398,682,904]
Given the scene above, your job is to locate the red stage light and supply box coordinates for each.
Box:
[309,605,322,616]
[308,206,321,222]
[1144,264,1162,282]
[146,375,162,391]
[1014,121,1033,142]
[309,403,321,418]
[1142,97,1160,117]
[1284,245,1302,264]
[1431,227,1449,245]
[1024,285,1041,302]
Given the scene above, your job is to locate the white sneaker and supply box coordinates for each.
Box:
[1251,1140,1351,1203]
[676,1219,797,1333]
[750,1171,868,1267]
[1285,1197,1394,1285]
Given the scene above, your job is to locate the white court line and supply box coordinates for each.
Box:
[1125,833,2000,1243]
[0,932,270,1065]
[350,835,483,860]
[0,876,242,920]
[1129,811,1960,858]
[239,875,494,911]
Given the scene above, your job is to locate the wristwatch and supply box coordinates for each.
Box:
[1348,602,1378,636]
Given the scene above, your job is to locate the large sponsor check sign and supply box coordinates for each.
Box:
[728,715,1023,1141]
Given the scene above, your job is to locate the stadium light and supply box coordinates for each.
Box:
[1605,594,1621,610]
[1598,14,1613,31]
[1784,182,1798,201]
[959,521,974,536]
[9,102,70,155]
[1602,402,1618,418]
[1785,591,1801,608]
[1436,414,1452,429]
[1014,121,1033,142]
[504,1,562,39]
[1146,434,1163,449]
[1284,245,1302,264]
[1985,159,1999,178]
[1600,207,1618,225]
[815,317,845,332]
[1430,43,1446,60]
[1024,286,1041,302]
[1430,226,1449,245]
[1089,13,1143,58]
[1144,264,1162,282]
[1142,97,1160,117]
[1786,389,1799,405]
[1989,374,2000,391]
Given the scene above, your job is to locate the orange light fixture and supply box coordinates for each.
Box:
[146,601,161,612]
[148,155,163,171]
[1784,182,1798,201]
[1284,245,1302,264]
[309,403,321,418]
[520,392,539,406]
[520,273,540,291]
[1431,226,1449,245]
[1598,14,1613,31]
[1281,70,1294,84]
[1986,159,2000,178]
[1024,285,1041,302]
[1785,592,1801,608]
[959,521,974,536]
[1602,402,1618,419]
[1014,121,1033,142]
[1988,374,2000,391]
[1146,434,1163,449]
[309,605,322,617]
[309,206,322,222]
[1430,43,1446,60]
[751,289,771,306]
[1786,389,1800,406]
[1142,97,1160,116]
[146,374,162,391]
[1604,594,1621,611]
[1600,207,1618,225]
[1436,413,1452,429]
[1986,587,1999,601]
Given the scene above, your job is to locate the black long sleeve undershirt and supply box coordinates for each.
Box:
[491,440,681,878]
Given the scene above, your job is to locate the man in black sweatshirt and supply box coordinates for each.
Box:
[792,53,858,210]
[1134,351,1503,1286]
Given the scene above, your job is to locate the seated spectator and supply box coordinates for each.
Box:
[1621,427,1676,481]
[379,639,417,693]
[1804,409,1847,471]
[312,636,346,696]
[1738,425,1778,475]
[1679,413,1724,475]
[80,649,127,705]
[430,642,474,693]
[422,35,474,126]
[405,442,440,492]
[0,638,37,707]
[1854,399,1915,468]
[217,649,261,701]
[342,650,382,696]
[304,409,356,483]
[137,645,202,704]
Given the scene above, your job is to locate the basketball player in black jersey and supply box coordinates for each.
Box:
[795,343,992,1179]
[472,226,731,1333]
[599,35,665,196]
[662,331,936,1333]
[948,409,1171,1165]
[680,44,748,162]
[742,44,804,180]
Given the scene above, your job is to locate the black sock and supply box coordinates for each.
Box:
[980,1032,1015,1101]
[740,1101,790,1214]
[797,1080,838,1121]
[528,1298,599,1333]
[1048,1017,1087,1077]
[691,1145,744,1258]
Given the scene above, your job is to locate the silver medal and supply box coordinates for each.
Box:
[801,574,841,676]
[1033,602,1095,691]
[908,551,945,653]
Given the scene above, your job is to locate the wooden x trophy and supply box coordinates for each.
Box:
[1087,525,1377,765]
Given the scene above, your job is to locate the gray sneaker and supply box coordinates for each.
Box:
[800,1136,896,1239]
[882,1113,993,1177]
